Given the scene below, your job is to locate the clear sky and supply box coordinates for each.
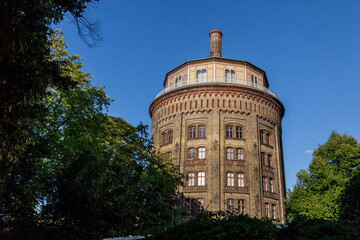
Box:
[57,0,360,190]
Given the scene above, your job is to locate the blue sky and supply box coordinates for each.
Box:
[57,0,360,190]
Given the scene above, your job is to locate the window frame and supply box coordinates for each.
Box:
[271,204,276,219]
[189,126,196,139]
[188,172,195,186]
[196,69,207,83]
[236,148,244,160]
[198,125,206,138]
[238,199,246,214]
[262,176,268,191]
[198,147,206,160]
[226,147,234,160]
[225,69,235,83]
[265,202,270,218]
[161,130,173,146]
[237,173,245,187]
[188,148,196,160]
[227,172,235,186]
[269,178,274,192]
[226,125,244,139]
[197,171,205,186]
[227,198,235,213]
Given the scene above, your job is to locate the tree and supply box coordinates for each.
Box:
[339,169,360,225]
[0,0,100,202]
[149,211,278,240]
[286,131,360,220]
[0,31,179,239]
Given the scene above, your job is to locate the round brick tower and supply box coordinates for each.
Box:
[149,30,286,223]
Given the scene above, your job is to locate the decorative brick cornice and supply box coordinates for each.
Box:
[149,84,285,118]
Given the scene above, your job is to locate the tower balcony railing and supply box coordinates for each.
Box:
[154,78,277,99]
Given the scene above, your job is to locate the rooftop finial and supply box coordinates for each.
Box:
[209,30,223,57]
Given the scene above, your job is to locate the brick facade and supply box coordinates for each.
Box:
[149,32,286,223]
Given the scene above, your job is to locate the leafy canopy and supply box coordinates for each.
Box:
[286,131,360,220]
[0,30,179,239]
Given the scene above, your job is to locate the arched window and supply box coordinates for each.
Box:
[251,74,258,87]
[225,69,235,83]
[196,69,207,83]
[175,75,181,88]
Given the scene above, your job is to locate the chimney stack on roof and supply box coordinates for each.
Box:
[209,29,223,57]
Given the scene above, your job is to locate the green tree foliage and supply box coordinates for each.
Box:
[0,31,179,239]
[276,218,359,240]
[149,211,278,240]
[149,211,359,240]
[0,0,99,201]
[286,131,360,220]
[339,170,360,225]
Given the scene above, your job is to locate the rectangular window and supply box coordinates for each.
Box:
[271,204,276,219]
[227,199,235,213]
[188,173,195,186]
[198,126,206,138]
[262,177,268,191]
[237,173,245,187]
[236,148,244,160]
[186,199,193,214]
[261,152,266,165]
[188,148,195,159]
[227,172,235,186]
[196,198,205,213]
[238,199,246,214]
[198,147,206,160]
[198,172,205,186]
[226,148,234,160]
[162,133,167,145]
[260,131,264,144]
[226,126,233,138]
[268,154,272,167]
[236,126,243,139]
[265,203,270,218]
[168,131,173,143]
[269,178,274,192]
[266,133,270,145]
[189,127,196,139]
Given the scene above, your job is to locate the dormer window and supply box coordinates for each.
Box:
[175,75,182,88]
[251,74,258,87]
[225,69,235,83]
[196,69,207,83]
